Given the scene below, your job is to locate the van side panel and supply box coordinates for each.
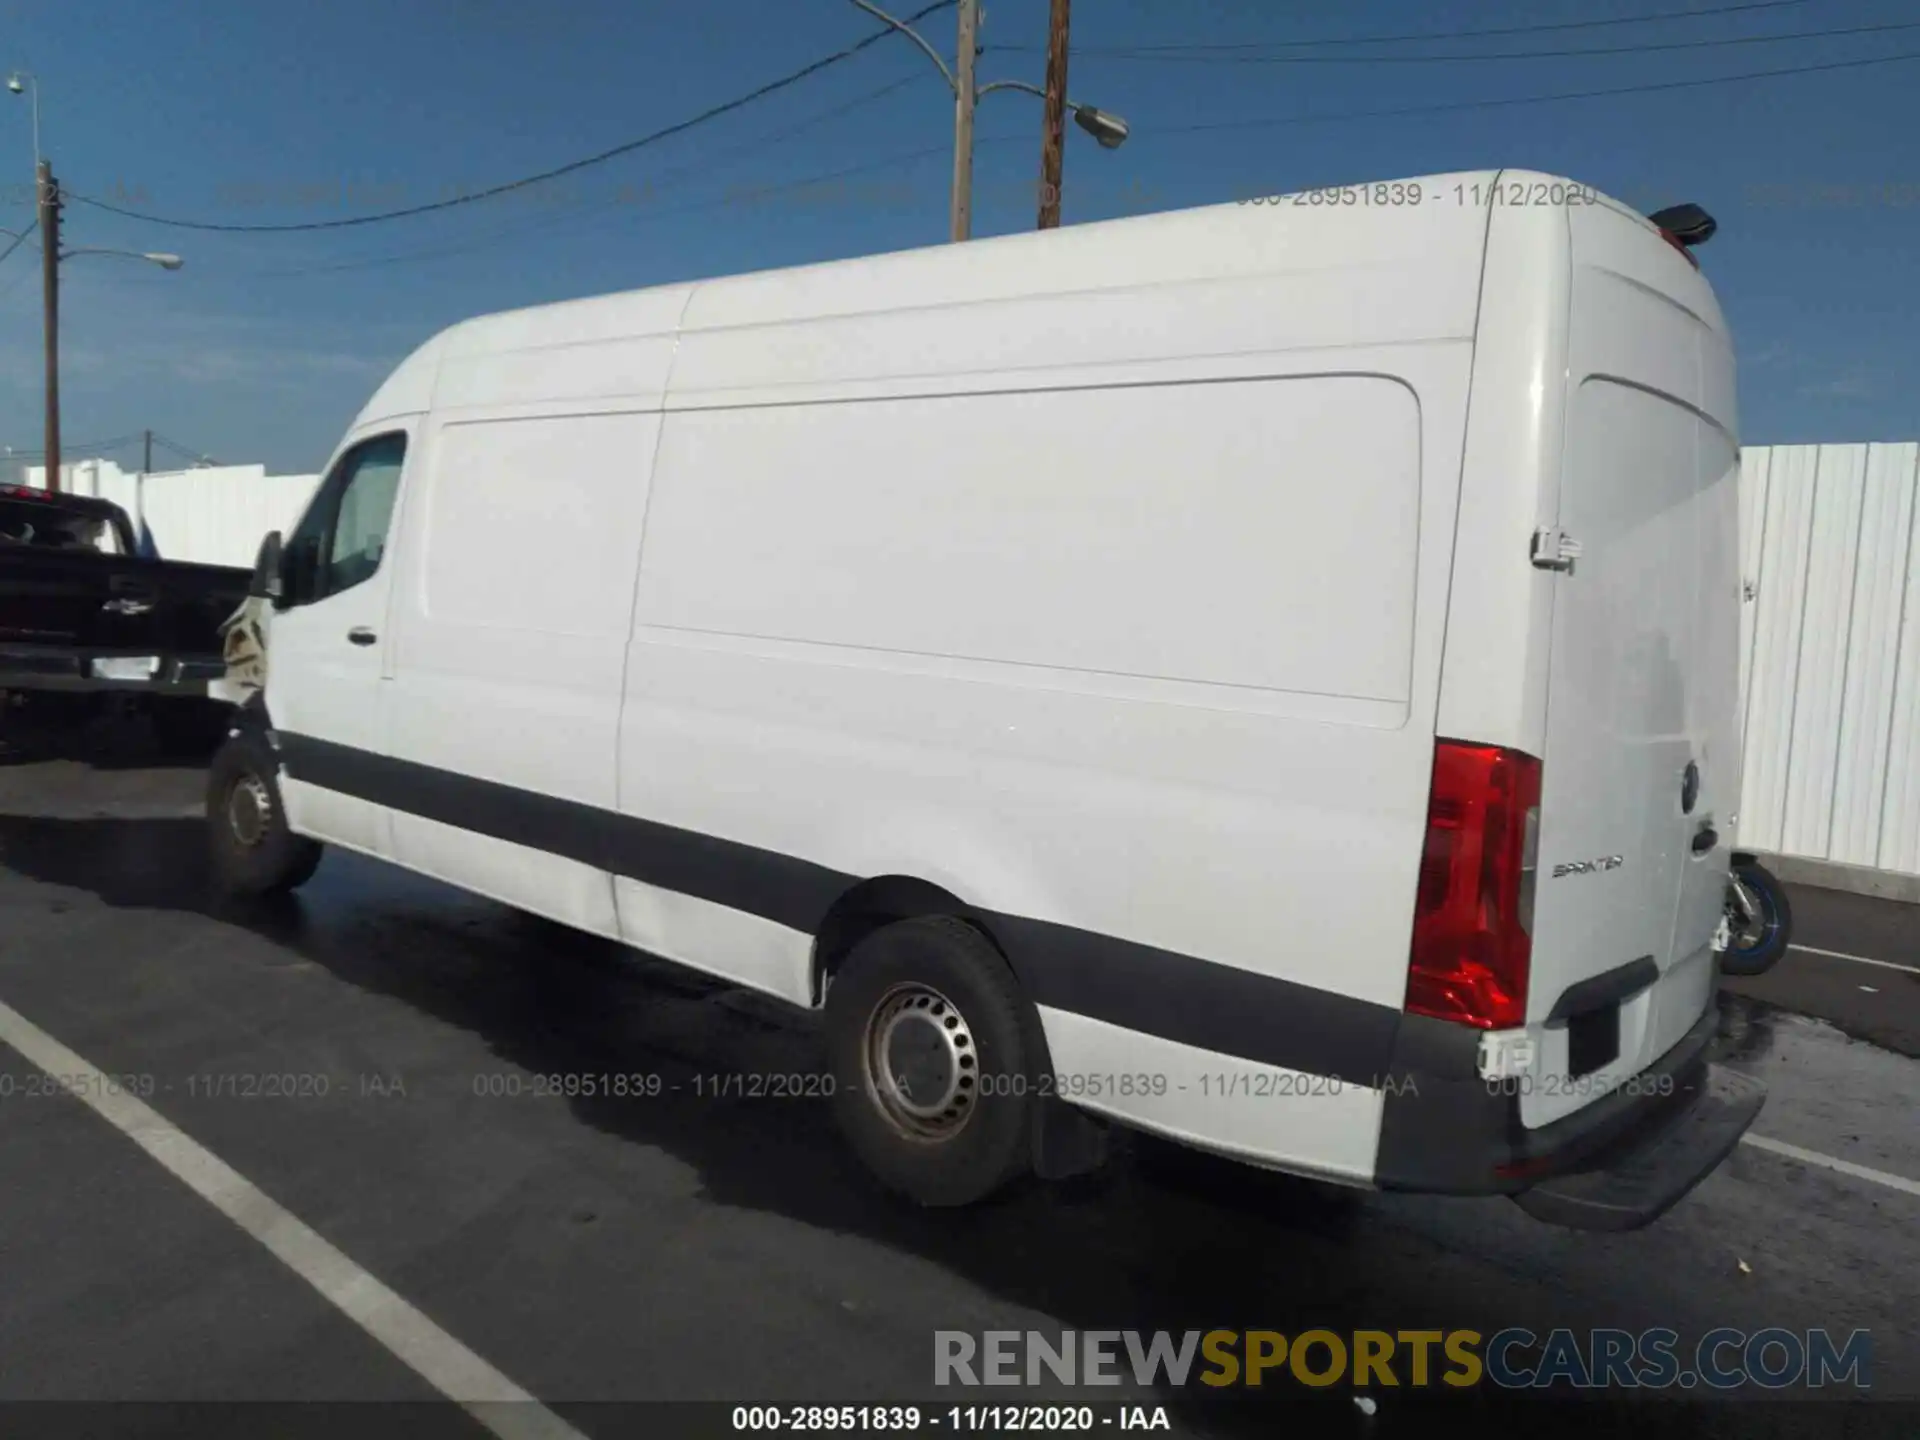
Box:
[382,406,663,935]
[620,310,1478,1175]
[625,359,1450,988]
[636,377,1421,703]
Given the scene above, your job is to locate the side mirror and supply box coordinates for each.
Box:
[249,530,285,601]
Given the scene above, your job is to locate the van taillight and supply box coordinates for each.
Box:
[1406,740,1542,1030]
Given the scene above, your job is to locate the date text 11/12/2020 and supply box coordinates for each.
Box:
[1239,181,1601,209]
[0,1072,410,1101]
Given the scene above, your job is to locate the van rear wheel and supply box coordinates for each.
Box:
[824,916,1042,1207]
[207,732,324,898]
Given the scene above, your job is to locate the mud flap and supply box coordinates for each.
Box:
[1512,1064,1764,1232]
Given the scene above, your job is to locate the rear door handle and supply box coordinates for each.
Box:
[1691,825,1719,855]
[347,627,377,646]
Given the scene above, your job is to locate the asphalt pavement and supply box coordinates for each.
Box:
[1722,886,1920,1057]
[0,725,1914,1438]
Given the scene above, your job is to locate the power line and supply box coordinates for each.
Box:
[234,44,1920,275]
[0,216,38,271]
[1144,46,1920,137]
[1063,19,1920,65]
[239,70,935,279]
[0,434,217,466]
[147,432,219,465]
[63,0,956,235]
[994,0,1819,55]
[1,435,139,460]
[250,135,983,281]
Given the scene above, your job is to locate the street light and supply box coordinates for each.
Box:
[974,80,1129,147]
[847,0,1128,241]
[1072,107,1128,150]
[60,246,184,270]
[29,244,185,492]
[0,230,186,273]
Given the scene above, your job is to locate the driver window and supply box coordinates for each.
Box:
[281,432,408,606]
[324,435,407,595]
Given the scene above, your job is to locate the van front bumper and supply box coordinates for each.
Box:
[1373,999,1764,1231]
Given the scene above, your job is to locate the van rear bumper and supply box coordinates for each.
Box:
[1373,999,1764,1228]
[1509,1062,1764,1230]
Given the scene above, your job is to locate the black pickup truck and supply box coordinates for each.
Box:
[0,483,248,749]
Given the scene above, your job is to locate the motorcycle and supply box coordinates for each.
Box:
[1720,851,1794,977]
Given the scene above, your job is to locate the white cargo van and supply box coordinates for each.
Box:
[211,168,1763,1227]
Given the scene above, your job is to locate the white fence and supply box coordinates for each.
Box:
[1737,442,1920,882]
[25,459,320,570]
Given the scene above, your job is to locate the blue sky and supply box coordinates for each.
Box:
[1,0,1914,474]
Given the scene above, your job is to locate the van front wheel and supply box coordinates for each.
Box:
[825,916,1042,1207]
[207,733,323,898]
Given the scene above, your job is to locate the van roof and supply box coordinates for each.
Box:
[350,168,1659,428]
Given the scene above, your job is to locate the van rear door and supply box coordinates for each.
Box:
[1523,202,1740,1131]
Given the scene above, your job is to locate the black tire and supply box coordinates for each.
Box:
[206,731,324,898]
[1721,860,1793,977]
[824,915,1044,1207]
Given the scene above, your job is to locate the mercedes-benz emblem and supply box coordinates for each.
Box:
[1681,760,1700,815]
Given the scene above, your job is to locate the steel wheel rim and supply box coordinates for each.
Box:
[226,772,271,848]
[862,982,978,1141]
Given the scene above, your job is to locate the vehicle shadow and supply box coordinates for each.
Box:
[0,707,215,771]
[0,813,1809,1437]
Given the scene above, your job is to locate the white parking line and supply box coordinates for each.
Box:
[1787,944,1920,977]
[0,997,585,1440]
[1740,1133,1920,1200]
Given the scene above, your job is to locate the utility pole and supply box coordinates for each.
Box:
[139,428,153,542]
[848,0,1123,242]
[950,0,979,243]
[1036,0,1071,229]
[37,158,59,493]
